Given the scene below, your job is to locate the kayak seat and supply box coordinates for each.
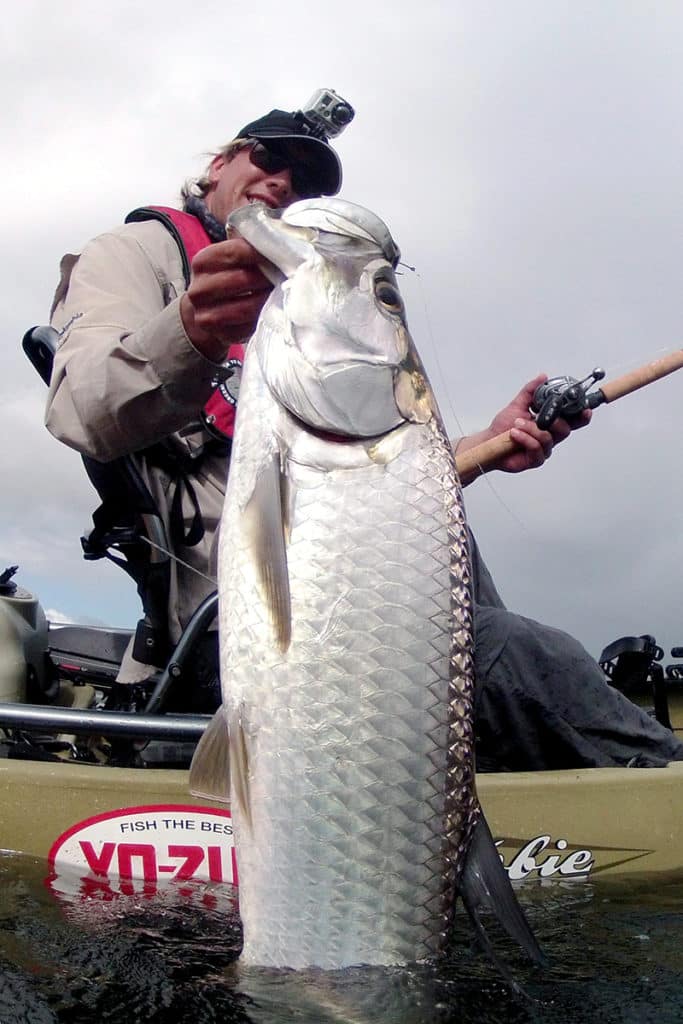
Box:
[22,326,217,717]
[599,634,672,730]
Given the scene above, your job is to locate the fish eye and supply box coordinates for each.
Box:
[374,278,403,313]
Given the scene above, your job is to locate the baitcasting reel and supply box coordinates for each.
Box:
[531,368,607,430]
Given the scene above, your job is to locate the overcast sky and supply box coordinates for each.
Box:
[4,1,683,664]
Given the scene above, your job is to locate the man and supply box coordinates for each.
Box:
[45,98,683,767]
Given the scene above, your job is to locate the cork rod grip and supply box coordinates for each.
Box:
[599,349,683,403]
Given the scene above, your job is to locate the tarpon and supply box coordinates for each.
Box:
[190,198,543,974]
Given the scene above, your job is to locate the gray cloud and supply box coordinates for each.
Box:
[4,1,683,665]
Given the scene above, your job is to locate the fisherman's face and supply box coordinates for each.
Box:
[205,146,301,224]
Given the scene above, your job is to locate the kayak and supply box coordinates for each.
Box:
[3,582,682,896]
[2,694,681,899]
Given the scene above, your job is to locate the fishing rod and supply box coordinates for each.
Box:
[454,348,683,478]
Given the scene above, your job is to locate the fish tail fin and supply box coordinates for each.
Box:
[460,814,547,975]
[189,705,232,803]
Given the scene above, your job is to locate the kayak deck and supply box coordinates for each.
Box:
[1,687,681,888]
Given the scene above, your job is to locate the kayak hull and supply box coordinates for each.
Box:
[3,756,682,890]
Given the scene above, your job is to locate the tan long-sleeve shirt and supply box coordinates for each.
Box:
[47,217,228,680]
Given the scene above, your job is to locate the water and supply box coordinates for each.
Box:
[0,853,681,1024]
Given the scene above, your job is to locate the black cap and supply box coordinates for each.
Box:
[235,109,342,196]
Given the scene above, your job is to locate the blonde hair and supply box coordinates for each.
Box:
[180,139,253,201]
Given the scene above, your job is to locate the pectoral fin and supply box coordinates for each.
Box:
[228,707,252,830]
[244,453,292,651]
[189,706,231,803]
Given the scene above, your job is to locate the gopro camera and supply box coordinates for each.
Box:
[301,88,355,139]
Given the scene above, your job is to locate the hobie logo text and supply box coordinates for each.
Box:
[497,835,594,880]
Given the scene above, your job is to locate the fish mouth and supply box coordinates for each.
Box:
[288,411,382,445]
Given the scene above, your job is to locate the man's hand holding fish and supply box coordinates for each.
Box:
[180,237,274,360]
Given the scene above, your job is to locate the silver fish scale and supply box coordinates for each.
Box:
[220,378,478,968]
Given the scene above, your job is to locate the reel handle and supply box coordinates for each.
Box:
[532,369,605,430]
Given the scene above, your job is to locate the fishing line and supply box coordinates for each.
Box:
[141,536,218,586]
[401,263,530,533]
[593,344,677,379]
[399,262,470,443]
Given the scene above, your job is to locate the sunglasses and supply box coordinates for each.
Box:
[247,141,323,199]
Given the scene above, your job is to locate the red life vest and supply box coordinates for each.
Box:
[125,206,244,444]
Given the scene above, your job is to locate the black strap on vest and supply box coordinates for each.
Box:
[125,207,192,285]
[145,441,207,549]
[81,452,174,666]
